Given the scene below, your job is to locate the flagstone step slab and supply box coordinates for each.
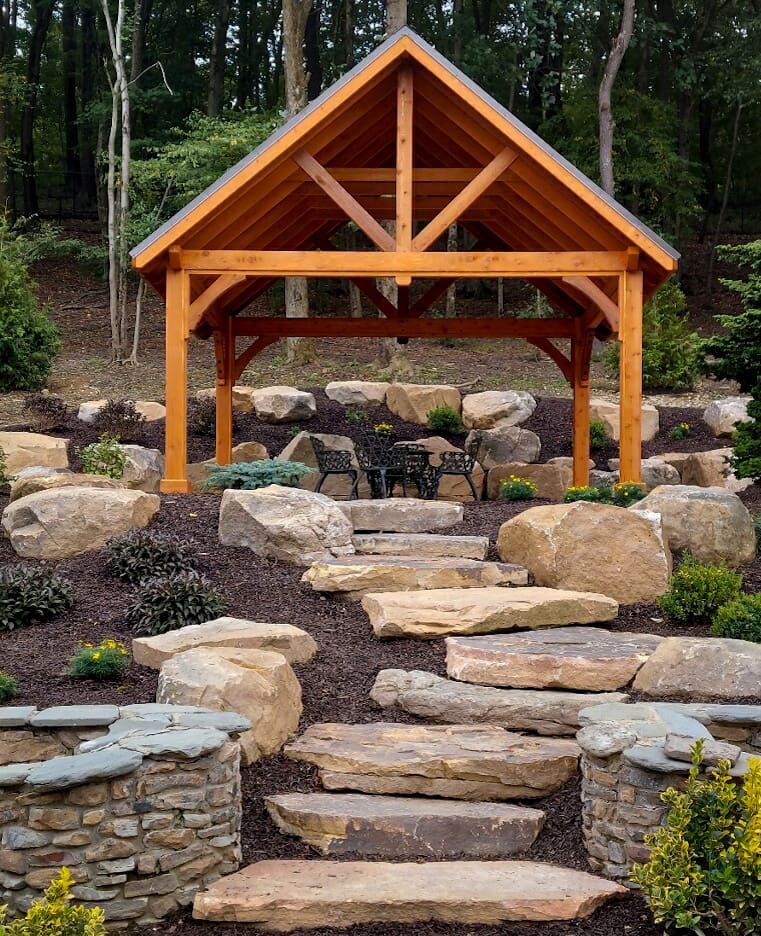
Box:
[284,722,580,800]
[362,586,619,639]
[264,792,545,856]
[192,859,627,929]
[302,556,528,598]
[446,627,664,691]
[337,498,463,533]
[352,532,490,560]
[370,669,629,736]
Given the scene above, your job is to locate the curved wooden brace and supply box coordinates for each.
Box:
[527,337,572,382]
[562,275,619,331]
[233,335,279,382]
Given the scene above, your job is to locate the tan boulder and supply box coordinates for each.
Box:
[133,401,166,422]
[338,498,463,533]
[119,444,164,493]
[607,457,681,490]
[631,485,756,566]
[196,385,255,414]
[132,617,317,669]
[1,486,159,559]
[9,471,123,502]
[361,586,618,640]
[0,431,69,474]
[589,399,659,442]
[633,637,761,700]
[703,397,751,437]
[386,383,461,425]
[468,427,541,469]
[497,502,671,604]
[77,400,108,424]
[187,441,269,491]
[156,647,302,764]
[680,449,732,487]
[253,386,316,423]
[461,391,536,430]
[657,452,693,474]
[324,381,389,406]
[487,463,571,501]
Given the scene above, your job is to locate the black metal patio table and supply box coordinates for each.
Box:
[355,434,439,500]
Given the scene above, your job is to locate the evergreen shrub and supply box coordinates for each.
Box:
[730,380,761,484]
[0,671,17,702]
[426,404,463,434]
[658,554,742,626]
[712,593,761,643]
[589,420,608,450]
[200,459,312,491]
[0,866,106,935]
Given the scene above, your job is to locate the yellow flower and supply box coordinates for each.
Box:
[92,652,101,660]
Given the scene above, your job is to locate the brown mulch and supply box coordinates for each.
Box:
[1,396,760,936]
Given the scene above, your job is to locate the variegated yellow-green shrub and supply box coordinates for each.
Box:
[0,867,106,935]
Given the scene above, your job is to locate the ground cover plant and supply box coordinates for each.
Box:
[76,433,127,479]
[0,564,73,631]
[126,570,227,636]
[68,638,130,681]
[563,482,647,506]
[105,529,198,583]
[498,474,538,500]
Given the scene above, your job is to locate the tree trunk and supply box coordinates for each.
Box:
[706,100,744,295]
[305,0,322,100]
[20,0,53,215]
[61,0,79,210]
[79,3,99,208]
[598,0,635,196]
[343,0,354,67]
[208,0,231,116]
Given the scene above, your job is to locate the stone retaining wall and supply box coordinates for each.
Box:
[577,701,761,879]
[0,703,249,928]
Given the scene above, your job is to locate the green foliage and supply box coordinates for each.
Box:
[631,740,761,936]
[286,426,302,440]
[701,241,761,392]
[604,283,701,391]
[611,482,647,506]
[498,474,538,501]
[0,216,61,392]
[564,484,613,503]
[0,672,18,702]
[92,400,146,443]
[670,421,692,440]
[68,638,130,681]
[712,593,761,643]
[754,515,761,555]
[0,564,73,632]
[23,393,68,432]
[76,433,126,479]
[730,381,761,483]
[189,397,238,437]
[127,571,227,636]
[658,554,743,626]
[589,420,608,450]
[426,404,463,434]
[200,459,313,491]
[345,406,369,425]
[105,529,198,584]
[0,866,106,935]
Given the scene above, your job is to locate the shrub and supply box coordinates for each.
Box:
[345,405,368,425]
[68,638,130,681]
[589,420,608,450]
[610,481,647,506]
[190,397,238,437]
[105,529,198,584]
[0,866,106,935]
[754,514,761,555]
[712,593,761,643]
[631,740,761,936]
[729,379,761,484]
[126,571,227,636]
[0,671,18,702]
[200,459,312,491]
[658,554,743,626]
[426,404,463,434]
[76,433,126,479]
[0,216,61,392]
[498,475,538,501]
[92,399,146,442]
[604,282,701,391]
[23,392,68,432]
[0,564,73,632]
[563,484,612,503]
[670,421,691,440]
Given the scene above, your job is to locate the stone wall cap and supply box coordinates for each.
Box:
[0,706,38,726]
[31,705,121,727]
[0,761,36,786]
[25,747,144,791]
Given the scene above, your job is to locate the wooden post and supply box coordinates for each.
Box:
[571,327,592,487]
[161,262,191,493]
[214,312,234,466]
[618,268,644,484]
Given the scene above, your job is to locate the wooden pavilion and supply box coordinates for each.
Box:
[131,28,679,495]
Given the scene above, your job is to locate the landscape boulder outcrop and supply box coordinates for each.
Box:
[385,383,461,424]
[588,399,659,442]
[461,391,536,430]
[467,426,541,469]
[120,444,164,493]
[703,397,751,437]
[0,431,68,474]
[325,381,389,405]
[9,469,123,502]
[633,637,761,700]
[252,386,316,423]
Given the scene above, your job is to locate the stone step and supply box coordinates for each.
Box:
[446,627,664,691]
[337,498,463,533]
[302,555,528,598]
[284,722,580,800]
[264,792,545,857]
[371,669,629,736]
[192,859,628,929]
[362,586,619,639]
[352,532,489,560]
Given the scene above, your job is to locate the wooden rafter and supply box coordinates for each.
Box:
[231,316,576,339]
[562,275,620,331]
[188,274,247,331]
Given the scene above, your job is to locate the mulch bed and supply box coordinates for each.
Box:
[1,395,760,936]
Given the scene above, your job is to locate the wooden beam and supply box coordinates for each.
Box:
[618,269,644,484]
[562,276,620,331]
[233,335,278,382]
[231,316,576,339]
[161,266,191,493]
[180,250,629,278]
[412,147,518,252]
[326,168,482,183]
[396,66,414,253]
[188,274,247,332]
[292,148,396,252]
[214,315,234,466]
[528,338,572,381]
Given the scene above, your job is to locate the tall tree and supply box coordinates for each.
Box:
[598,0,635,195]
[20,0,54,215]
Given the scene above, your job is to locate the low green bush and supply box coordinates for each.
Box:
[610,481,647,506]
[92,399,146,443]
[200,459,312,491]
[670,421,691,440]
[729,379,761,484]
[658,554,743,626]
[0,671,18,702]
[105,529,198,584]
[0,564,73,632]
[76,433,126,479]
[498,475,538,501]
[127,571,227,636]
[631,740,761,936]
[564,484,612,503]
[712,593,761,643]
[0,866,106,935]
[68,638,130,681]
[589,420,608,450]
[345,405,368,425]
[426,404,463,434]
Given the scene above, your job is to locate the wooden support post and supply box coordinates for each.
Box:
[571,327,594,487]
[618,269,644,484]
[161,264,191,493]
[395,66,413,287]
[214,313,234,466]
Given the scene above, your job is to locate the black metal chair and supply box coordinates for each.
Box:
[435,435,481,501]
[310,436,359,499]
[355,432,397,498]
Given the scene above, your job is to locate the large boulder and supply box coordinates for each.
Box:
[588,399,659,442]
[497,502,671,605]
[9,470,123,502]
[156,647,302,764]
[196,385,256,413]
[679,449,732,487]
[133,401,166,422]
[461,391,536,430]
[187,441,269,491]
[0,431,68,474]
[253,386,316,423]
[486,463,571,501]
[1,486,159,559]
[630,485,756,567]
[218,484,354,565]
[467,427,541,469]
[77,400,108,424]
[325,381,390,406]
[703,397,751,437]
[386,383,461,425]
[278,431,366,499]
[607,457,681,490]
[119,444,164,493]
[633,637,761,701]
